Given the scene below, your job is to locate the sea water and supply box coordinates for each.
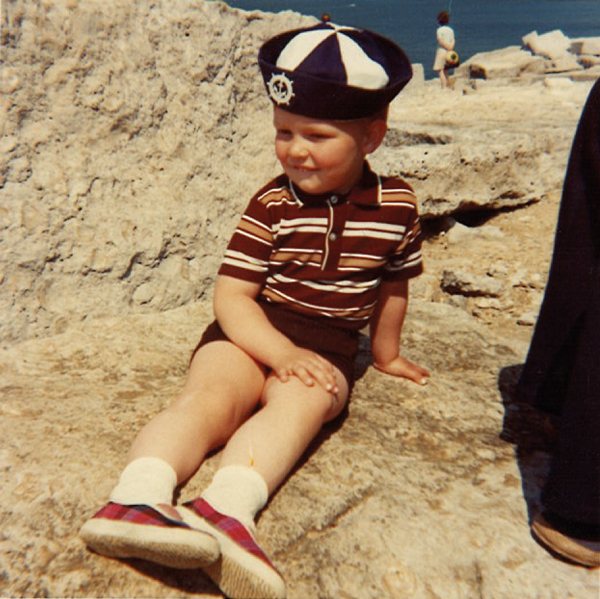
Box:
[222,0,600,77]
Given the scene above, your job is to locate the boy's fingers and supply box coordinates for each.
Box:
[411,371,429,386]
[314,372,339,393]
[405,362,430,385]
[295,363,338,393]
[316,355,335,373]
[276,368,290,382]
[311,360,339,393]
[275,352,338,393]
[287,364,315,387]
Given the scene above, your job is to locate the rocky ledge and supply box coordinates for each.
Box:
[2,298,598,598]
[457,28,600,82]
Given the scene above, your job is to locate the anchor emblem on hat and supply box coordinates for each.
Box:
[267,73,295,105]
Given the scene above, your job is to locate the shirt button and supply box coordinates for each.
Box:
[329,232,337,241]
[330,195,338,204]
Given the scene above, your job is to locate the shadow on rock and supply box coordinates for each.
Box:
[107,557,218,595]
[498,364,556,525]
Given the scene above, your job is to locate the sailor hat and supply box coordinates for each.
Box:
[258,21,412,120]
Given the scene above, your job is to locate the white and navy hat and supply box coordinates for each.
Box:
[258,21,412,120]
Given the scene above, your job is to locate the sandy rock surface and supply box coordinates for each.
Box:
[2,300,598,598]
[1,1,599,597]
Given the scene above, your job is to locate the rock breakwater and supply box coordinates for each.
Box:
[458,28,600,81]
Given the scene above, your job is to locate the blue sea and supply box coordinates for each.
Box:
[223,0,600,77]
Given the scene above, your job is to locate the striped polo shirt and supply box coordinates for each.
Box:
[218,163,423,329]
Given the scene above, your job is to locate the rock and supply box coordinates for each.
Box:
[377,77,591,219]
[568,65,600,81]
[578,54,600,68]
[522,30,571,60]
[545,54,584,73]
[474,297,503,310]
[441,269,504,297]
[444,220,473,244]
[458,46,546,80]
[509,271,526,288]
[403,62,425,93]
[570,37,600,57]
[1,299,598,598]
[0,135,18,154]
[0,0,315,343]
[543,76,575,89]
[445,220,504,245]
[488,262,509,276]
[516,311,538,326]
[457,31,599,82]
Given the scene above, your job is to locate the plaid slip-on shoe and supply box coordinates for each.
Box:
[79,502,220,569]
[179,498,286,599]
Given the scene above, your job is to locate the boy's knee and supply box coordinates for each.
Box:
[172,381,252,427]
[305,386,337,419]
[320,387,348,422]
[264,376,348,422]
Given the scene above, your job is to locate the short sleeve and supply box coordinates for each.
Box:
[382,206,424,282]
[218,194,274,284]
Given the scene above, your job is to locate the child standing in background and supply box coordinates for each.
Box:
[80,19,429,599]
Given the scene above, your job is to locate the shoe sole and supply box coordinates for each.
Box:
[80,518,220,569]
[532,516,600,568]
[179,505,286,599]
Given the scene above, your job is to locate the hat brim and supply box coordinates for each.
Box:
[258,27,412,120]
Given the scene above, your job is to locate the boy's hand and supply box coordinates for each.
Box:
[373,356,430,386]
[273,347,339,394]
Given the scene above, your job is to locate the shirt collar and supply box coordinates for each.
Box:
[289,162,381,207]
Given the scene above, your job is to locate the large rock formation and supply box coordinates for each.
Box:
[376,79,589,218]
[1,0,314,343]
[1,1,598,598]
[0,0,593,344]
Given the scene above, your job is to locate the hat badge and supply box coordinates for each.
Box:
[267,72,294,105]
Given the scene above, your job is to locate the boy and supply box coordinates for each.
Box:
[80,20,429,599]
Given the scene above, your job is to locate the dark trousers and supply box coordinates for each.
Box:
[516,79,600,530]
[541,271,600,527]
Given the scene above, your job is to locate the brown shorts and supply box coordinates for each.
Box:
[191,300,360,391]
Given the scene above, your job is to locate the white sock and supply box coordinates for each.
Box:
[201,465,269,533]
[109,457,178,506]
